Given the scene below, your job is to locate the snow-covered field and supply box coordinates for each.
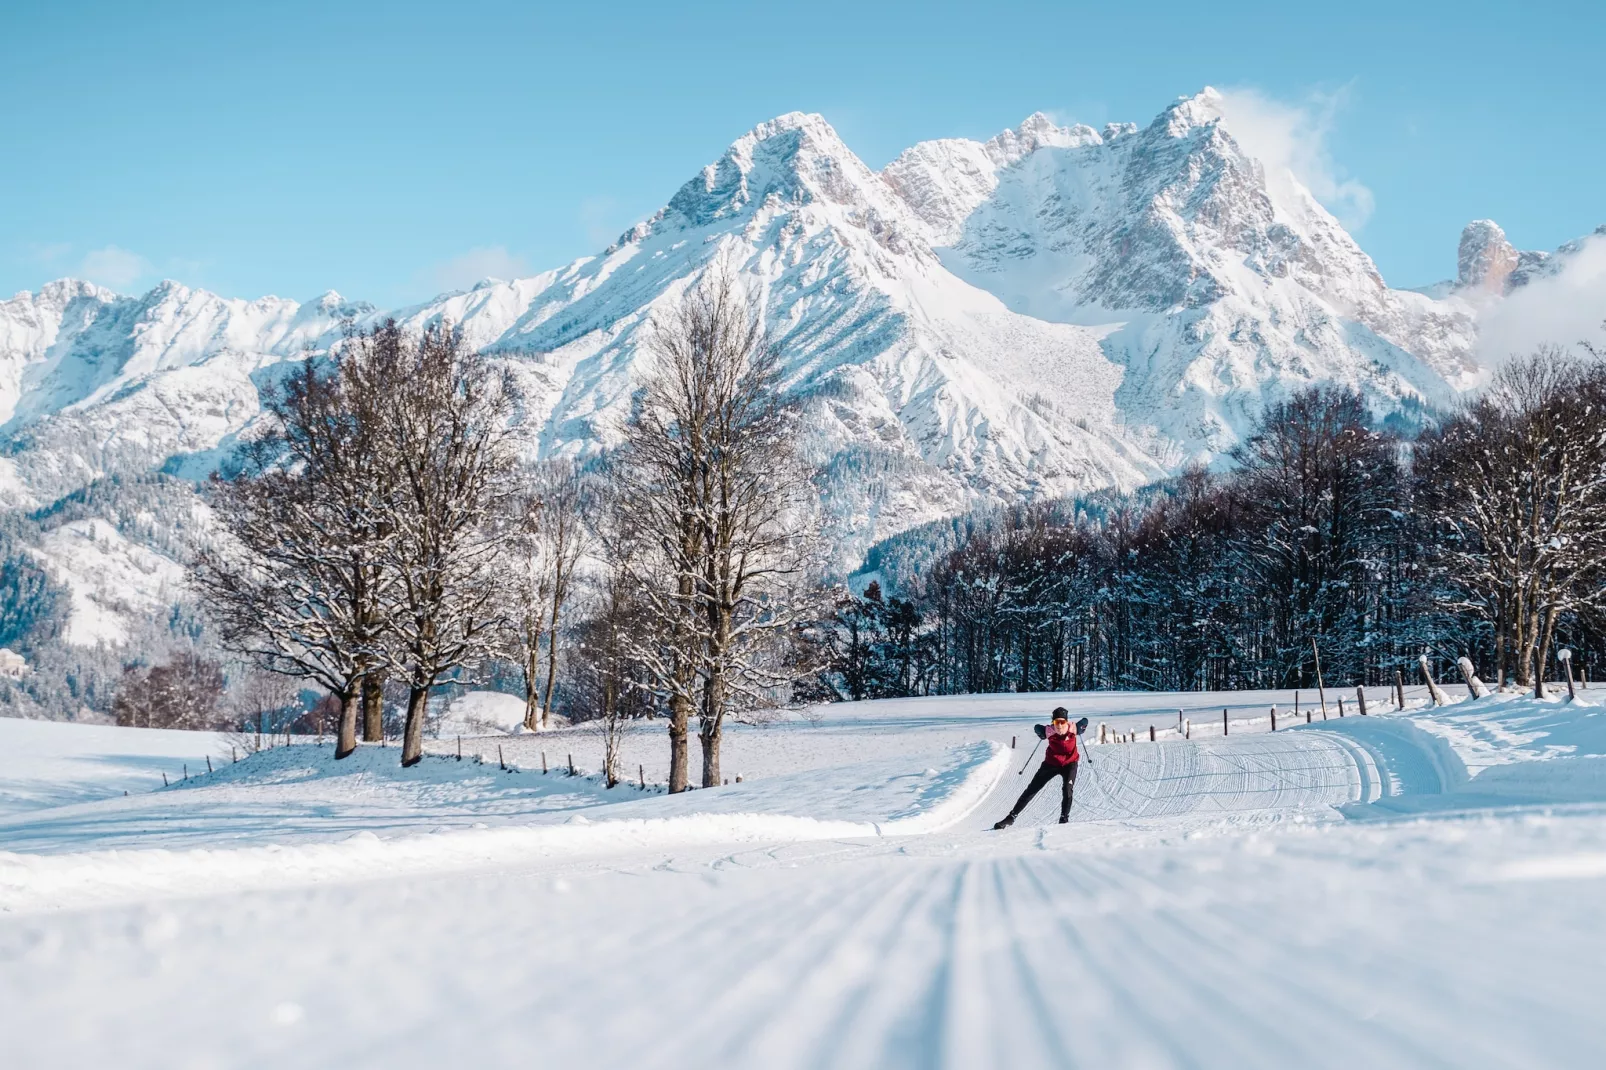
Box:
[3,686,1605,1068]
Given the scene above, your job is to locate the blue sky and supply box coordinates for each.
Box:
[4,0,1602,307]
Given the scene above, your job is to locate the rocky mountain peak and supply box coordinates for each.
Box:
[981,112,1103,168]
[664,110,882,228]
[1457,219,1520,294]
[1156,87,1226,138]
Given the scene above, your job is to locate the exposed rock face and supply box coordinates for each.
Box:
[1457,220,1520,294]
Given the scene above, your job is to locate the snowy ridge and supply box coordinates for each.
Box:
[2,92,1600,650]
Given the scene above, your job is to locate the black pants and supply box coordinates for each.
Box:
[1009,761,1078,821]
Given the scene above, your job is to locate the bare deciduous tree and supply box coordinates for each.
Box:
[380,326,520,767]
[613,270,821,790]
[506,494,553,732]
[569,552,652,787]
[1417,351,1606,687]
[195,348,394,759]
[506,461,591,731]
[112,651,227,730]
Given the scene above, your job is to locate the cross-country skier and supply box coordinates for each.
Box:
[993,708,1087,829]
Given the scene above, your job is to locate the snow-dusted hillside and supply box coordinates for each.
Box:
[2,90,1599,651]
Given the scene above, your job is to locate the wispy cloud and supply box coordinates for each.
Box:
[79,245,153,289]
[427,246,530,294]
[1213,86,1375,230]
[1475,233,1606,363]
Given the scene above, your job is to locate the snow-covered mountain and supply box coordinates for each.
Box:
[2,89,1598,650]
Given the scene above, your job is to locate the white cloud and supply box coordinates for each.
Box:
[1213,87,1375,230]
[1474,234,1606,363]
[78,245,152,289]
[427,246,530,293]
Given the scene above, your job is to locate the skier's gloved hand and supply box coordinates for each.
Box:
[1033,723,1047,740]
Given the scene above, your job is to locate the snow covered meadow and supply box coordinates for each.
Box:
[3,686,1604,1068]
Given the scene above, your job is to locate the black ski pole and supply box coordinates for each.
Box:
[1017,738,1042,775]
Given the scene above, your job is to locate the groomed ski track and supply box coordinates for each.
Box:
[3,698,1603,1068]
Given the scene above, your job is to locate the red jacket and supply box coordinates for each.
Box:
[1043,727,1079,766]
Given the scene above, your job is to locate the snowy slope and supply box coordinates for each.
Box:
[3,688,1606,1066]
[0,717,231,816]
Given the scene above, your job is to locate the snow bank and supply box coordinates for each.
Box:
[1323,691,1606,809]
[1409,692,1606,771]
[581,741,1008,834]
[0,742,1006,912]
[434,690,531,737]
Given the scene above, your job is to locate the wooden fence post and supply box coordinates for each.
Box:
[568,753,575,776]
[1011,735,1016,749]
[1270,706,1277,732]
[639,764,646,789]
[1356,686,1368,716]
[1560,648,1577,700]
[206,755,212,774]
[1395,669,1405,709]
[1337,696,1345,718]
[542,751,548,774]
[1306,710,1312,724]
[1222,708,1228,736]
[457,736,462,761]
[1184,718,1191,739]
[162,772,169,787]
[1149,725,1155,742]
[498,745,505,770]
[1312,639,1329,719]
[1421,653,1449,706]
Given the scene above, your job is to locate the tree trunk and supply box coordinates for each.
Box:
[401,684,429,767]
[522,637,542,731]
[362,671,385,742]
[335,688,359,759]
[1494,598,1509,690]
[602,680,619,788]
[699,674,724,789]
[667,691,690,793]
[1513,594,1536,686]
[1535,606,1559,697]
[700,724,720,788]
[540,611,560,730]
